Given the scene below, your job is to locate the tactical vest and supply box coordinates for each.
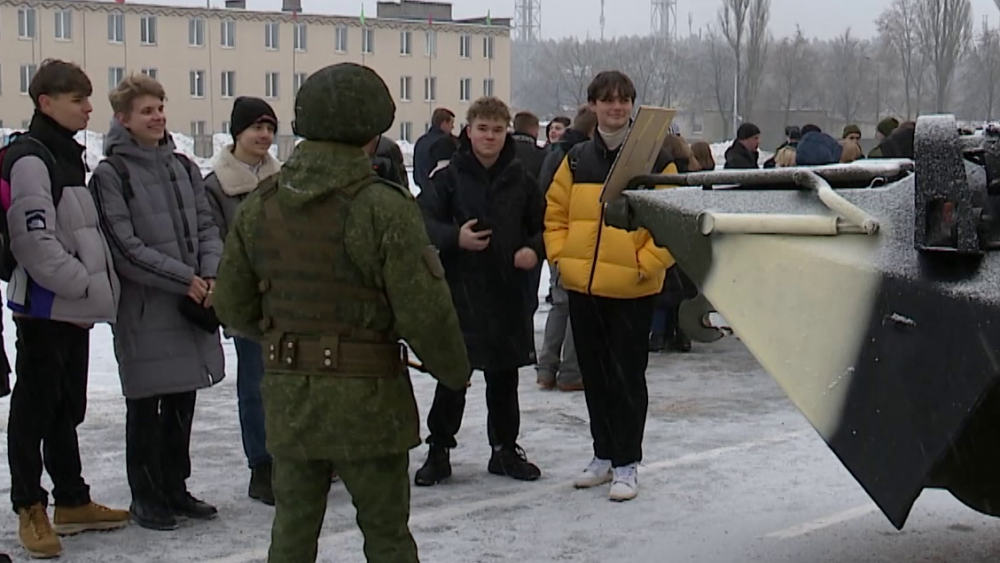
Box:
[253,176,406,378]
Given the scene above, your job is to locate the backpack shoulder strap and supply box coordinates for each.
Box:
[105,154,134,201]
[174,152,196,183]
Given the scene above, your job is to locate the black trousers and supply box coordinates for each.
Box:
[8,318,92,512]
[126,391,197,502]
[568,292,654,467]
[426,369,520,450]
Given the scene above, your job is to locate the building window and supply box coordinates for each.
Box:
[400,76,412,102]
[294,72,307,95]
[221,121,231,134]
[399,31,411,55]
[221,20,236,47]
[191,121,207,137]
[265,72,279,98]
[483,78,495,97]
[18,8,36,39]
[141,16,157,45]
[221,71,235,98]
[399,122,413,143]
[335,25,348,52]
[294,23,307,51]
[460,78,471,102]
[20,64,37,94]
[141,68,158,80]
[423,76,436,102]
[108,12,124,43]
[265,22,279,50]
[483,36,495,60]
[190,70,206,98]
[362,28,374,54]
[425,30,437,57]
[109,67,125,90]
[189,18,205,47]
[460,34,471,58]
[54,10,72,41]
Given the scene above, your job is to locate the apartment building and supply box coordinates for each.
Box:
[0,0,511,146]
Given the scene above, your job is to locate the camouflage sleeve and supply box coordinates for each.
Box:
[347,184,471,391]
[213,194,265,340]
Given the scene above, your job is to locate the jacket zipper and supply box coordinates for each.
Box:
[166,159,195,255]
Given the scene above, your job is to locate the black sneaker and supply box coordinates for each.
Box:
[249,462,275,506]
[130,499,179,531]
[167,491,218,520]
[670,329,692,353]
[414,445,451,487]
[488,445,541,481]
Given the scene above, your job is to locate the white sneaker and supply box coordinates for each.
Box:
[609,464,638,502]
[573,457,613,489]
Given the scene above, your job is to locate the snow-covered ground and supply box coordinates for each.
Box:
[0,304,995,562]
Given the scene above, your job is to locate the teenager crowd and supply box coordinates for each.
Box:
[0,58,698,561]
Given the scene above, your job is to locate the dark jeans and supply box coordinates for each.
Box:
[126,391,197,502]
[426,369,520,450]
[235,337,270,469]
[568,292,654,467]
[8,318,91,512]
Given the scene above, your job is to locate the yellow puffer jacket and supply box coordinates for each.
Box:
[544,138,677,299]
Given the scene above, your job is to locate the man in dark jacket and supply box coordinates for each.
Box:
[375,134,409,189]
[763,125,801,168]
[724,123,761,169]
[869,117,902,158]
[3,59,128,560]
[414,96,546,487]
[412,108,455,192]
[511,111,547,181]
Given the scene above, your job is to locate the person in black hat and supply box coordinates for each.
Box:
[724,122,761,169]
[204,96,283,506]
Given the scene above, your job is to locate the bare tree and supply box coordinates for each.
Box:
[707,27,737,137]
[828,29,866,123]
[743,0,772,120]
[877,0,927,119]
[719,0,751,121]
[917,0,973,112]
[773,26,813,125]
[964,19,1000,119]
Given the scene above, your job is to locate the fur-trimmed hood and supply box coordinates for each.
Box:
[211,144,282,196]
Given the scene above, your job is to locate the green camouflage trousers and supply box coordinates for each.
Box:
[267,453,418,563]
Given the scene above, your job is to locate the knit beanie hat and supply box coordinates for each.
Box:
[230,96,278,139]
[842,124,862,138]
[737,122,761,141]
[877,117,900,138]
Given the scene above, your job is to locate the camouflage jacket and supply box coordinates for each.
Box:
[213,141,470,461]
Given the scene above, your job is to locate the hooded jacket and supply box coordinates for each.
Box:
[538,128,590,195]
[511,132,547,182]
[88,121,225,399]
[204,145,282,242]
[796,131,844,166]
[544,132,677,300]
[3,112,120,325]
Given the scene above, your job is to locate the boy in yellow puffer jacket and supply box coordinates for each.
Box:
[544,70,677,503]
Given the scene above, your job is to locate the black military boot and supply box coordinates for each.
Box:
[130,498,179,531]
[0,552,10,563]
[488,445,541,481]
[414,445,451,487]
[670,329,692,353]
[249,461,275,506]
[167,491,218,520]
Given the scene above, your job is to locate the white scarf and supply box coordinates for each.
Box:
[598,125,629,151]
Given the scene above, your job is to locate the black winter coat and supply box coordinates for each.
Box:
[538,128,590,195]
[417,132,545,371]
[511,133,547,182]
[724,141,759,169]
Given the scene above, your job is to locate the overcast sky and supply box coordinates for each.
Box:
[135,0,1000,40]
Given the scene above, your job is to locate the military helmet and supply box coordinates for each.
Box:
[292,63,396,146]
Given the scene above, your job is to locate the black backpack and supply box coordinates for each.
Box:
[104,151,197,201]
[0,133,60,283]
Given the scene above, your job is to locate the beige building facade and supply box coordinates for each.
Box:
[0,0,511,146]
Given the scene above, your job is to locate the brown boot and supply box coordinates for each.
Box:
[53,501,130,536]
[18,504,61,559]
[557,380,584,392]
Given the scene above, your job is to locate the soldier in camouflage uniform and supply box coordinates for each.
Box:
[213,63,471,563]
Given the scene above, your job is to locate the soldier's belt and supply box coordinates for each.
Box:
[265,334,406,378]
